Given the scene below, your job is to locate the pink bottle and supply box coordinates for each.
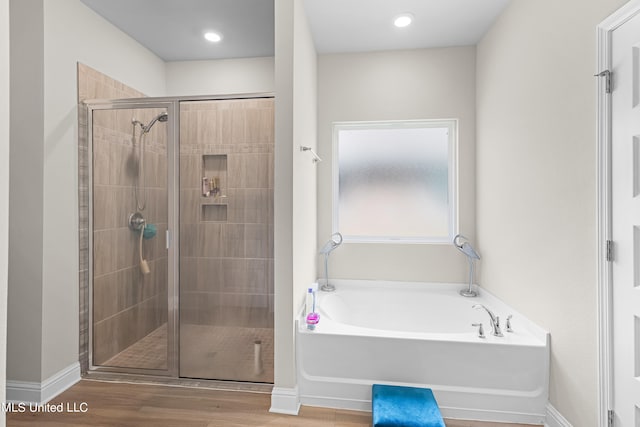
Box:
[305,287,320,330]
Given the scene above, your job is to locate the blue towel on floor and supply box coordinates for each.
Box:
[372,384,445,427]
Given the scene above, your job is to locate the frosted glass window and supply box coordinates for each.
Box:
[333,120,457,243]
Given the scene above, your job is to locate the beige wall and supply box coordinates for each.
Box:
[1,0,10,423]
[476,1,626,426]
[274,0,295,391]
[291,0,317,331]
[8,0,45,384]
[317,47,476,283]
[273,0,317,391]
[166,57,275,96]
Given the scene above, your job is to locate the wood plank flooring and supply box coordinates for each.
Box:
[6,380,541,427]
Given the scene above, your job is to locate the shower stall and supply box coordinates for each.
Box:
[84,95,274,383]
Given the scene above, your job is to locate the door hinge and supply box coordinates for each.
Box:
[606,240,614,262]
[608,409,614,427]
[595,70,612,94]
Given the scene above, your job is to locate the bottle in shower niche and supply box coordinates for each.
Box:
[209,178,218,197]
[213,177,220,196]
[305,287,319,330]
[202,177,210,197]
[209,176,220,197]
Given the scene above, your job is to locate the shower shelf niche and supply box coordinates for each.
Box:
[201,153,228,222]
[201,204,228,222]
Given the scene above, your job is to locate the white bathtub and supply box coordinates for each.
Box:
[296,280,549,424]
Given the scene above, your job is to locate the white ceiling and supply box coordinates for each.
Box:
[303,0,511,54]
[80,0,511,61]
[80,0,275,61]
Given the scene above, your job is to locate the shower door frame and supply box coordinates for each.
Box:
[83,92,275,379]
[85,99,180,377]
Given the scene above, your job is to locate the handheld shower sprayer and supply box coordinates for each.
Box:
[132,112,168,134]
[320,232,343,292]
[138,222,151,275]
[320,232,343,255]
[454,234,480,297]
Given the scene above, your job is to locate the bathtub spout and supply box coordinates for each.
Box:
[472,304,503,337]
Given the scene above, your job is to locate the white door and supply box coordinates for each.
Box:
[612,10,640,426]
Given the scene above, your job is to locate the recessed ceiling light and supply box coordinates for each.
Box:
[394,14,413,28]
[204,32,222,43]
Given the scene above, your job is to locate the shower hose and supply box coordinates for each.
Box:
[139,222,150,275]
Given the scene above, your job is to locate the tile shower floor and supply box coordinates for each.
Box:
[103,323,274,383]
[181,324,274,383]
[103,324,168,370]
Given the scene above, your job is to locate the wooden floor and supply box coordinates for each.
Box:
[6,380,541,427]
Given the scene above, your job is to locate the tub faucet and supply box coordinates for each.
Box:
[472,304,503,337]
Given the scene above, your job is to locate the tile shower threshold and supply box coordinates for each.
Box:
[83,371,273,394]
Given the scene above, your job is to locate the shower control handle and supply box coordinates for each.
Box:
[128,212,145,231]
[472,323,485,339]
[506,315,513,333]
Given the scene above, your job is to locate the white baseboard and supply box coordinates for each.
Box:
[269,386,300,415]
[6,362,81,404]
[299,394,545,425]
[545,403,572,427]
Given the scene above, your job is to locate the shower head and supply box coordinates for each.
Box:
[453,234,480,260]
[140,112,168,133]
[320,232,343,255]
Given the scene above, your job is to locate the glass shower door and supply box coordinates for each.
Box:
[90,104,174,374]
[178,98,274,382]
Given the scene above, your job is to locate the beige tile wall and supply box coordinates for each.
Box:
[91,107,169,367]
[179,99,274,331]
[78,63,148,372]
[78,64,168,369]
[77,63,146,102]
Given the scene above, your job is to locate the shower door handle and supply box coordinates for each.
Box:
[166,230,170,249]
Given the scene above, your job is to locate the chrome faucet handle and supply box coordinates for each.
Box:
[506,315,513,333]
[493,316,503,337]
[472,323,485,339]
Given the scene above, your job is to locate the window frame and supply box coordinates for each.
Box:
[331,119,459,244]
